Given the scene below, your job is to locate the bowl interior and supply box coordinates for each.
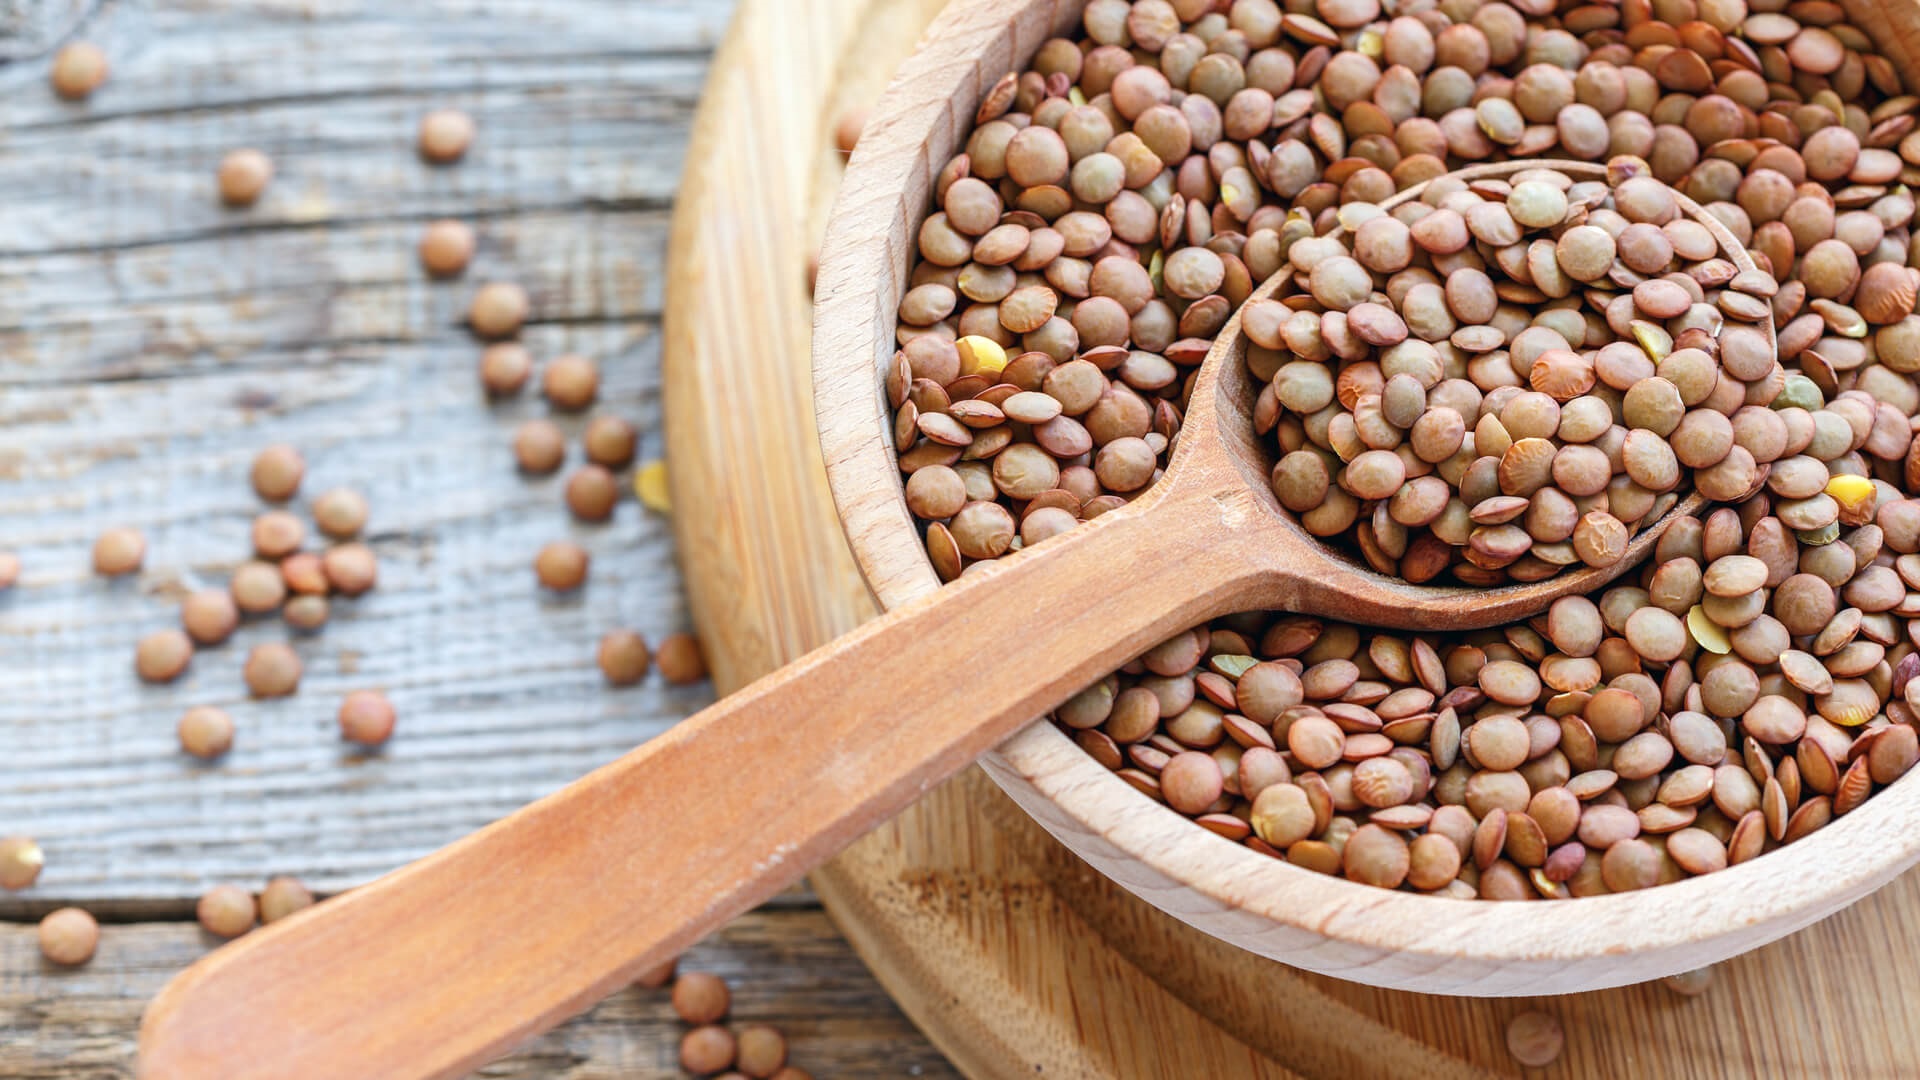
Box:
[812,0,1920,994]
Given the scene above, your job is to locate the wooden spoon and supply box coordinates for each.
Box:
[137,162,1710,1079]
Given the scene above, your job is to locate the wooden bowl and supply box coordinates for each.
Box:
[814,0,1920,994]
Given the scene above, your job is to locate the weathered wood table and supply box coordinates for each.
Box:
[0,1,954,1075]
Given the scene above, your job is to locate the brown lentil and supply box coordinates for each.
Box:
[197,885,257,939]
[92,527,145,576]
[514,418,568,474]
[259,876,315,924]
[244,643,302,698]
[0,836,44,891]
[135,629,194,683]
[252,511,305,559]
[313,488,369,539]
[598,629,651,686]
[535,541,590,590]
[50,42,108,100]
[181,588,241,645]
[672,971,730,1025]
[178,706,235,760]
[419,219,476,277]
[681,1026,736,1077]
[283,594,331,632]
[231,561,288,614]
[251,444,305,501]
[322,543,378,596]
[469,282,529,339]
[543,354,600,410]
[38,908,98,966]
[584,416,639,469]
[338,689,395,746]
[418,109,475,163]
[217,149,273,207]
[735,1026,788,1078]
[1506,1011,1565,1068]
[657,632,708,685]
[566,465,620,522]
[481,343,534,396]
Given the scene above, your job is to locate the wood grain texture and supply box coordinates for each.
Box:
[3,3,960,1076]
[0,0,728,912]
[813,0,1920,995]
[674,0,1920,1072]
[0,907,956,1080]
[664,0,1302,1076]
[140,445,1326,1078]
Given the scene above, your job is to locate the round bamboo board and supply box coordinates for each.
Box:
[663,0,1920,1075]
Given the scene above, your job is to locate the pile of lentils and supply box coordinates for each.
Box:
[642,962,816,1079]
[883,0,1920,896]
[1251,163,1783,583]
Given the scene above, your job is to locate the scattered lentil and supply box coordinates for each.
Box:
[480,343,534,396]
[514,419,568,474]
[231,561,288,614]
[337,690,395,747]
[672,971,731,1025]
[49,42,108,100]
[681,1026,737,1077]
[598,630,651,686]
[321,543,378,596]
[734,1025,788,1078]
[535,541,590,590]
[178,706,235,760]
[244,643,303,698]
[251,445,305,501]
[197,884,257,939]
[0,836,44,891]
[92,527,145,576]
[565,465,620,522]
[584,416,638,469]
[833,107,868,155]
[1506,1011,1565,1068]
[252,511,306,559]
[543,354,600,410]
[656,632,707,685]
[283,594,331,632]
[419,219,476,277]
[259,876,315,924]
[135,630,194,683]
[636,956,679,989]
[418,108,475,163]
[217,149,273,207]
[182,588,241,644]
[1663,967,1714,997]
[38,908,98,966]
[312,488,369,539]
[469,282,529,339]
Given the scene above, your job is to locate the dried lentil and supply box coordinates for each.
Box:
[338,690,395,747]
[217,149,273,207]
[178,707,235,760]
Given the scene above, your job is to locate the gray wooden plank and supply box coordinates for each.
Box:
[0,907,962,1079]
[0,0,744,907]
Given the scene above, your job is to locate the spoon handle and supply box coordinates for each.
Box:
[137,483,1261,1080]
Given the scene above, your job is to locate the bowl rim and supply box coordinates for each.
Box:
[810,0,1920,986]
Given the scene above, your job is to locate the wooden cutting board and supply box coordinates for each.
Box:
[662,0,1920,1076]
